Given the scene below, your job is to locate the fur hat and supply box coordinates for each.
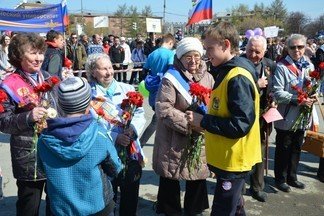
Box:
[58,77,91,114]
[176,37,203,59]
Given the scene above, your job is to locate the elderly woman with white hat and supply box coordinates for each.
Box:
[152,37,214,215]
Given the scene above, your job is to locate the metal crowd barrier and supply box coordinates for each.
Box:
[72,67,144,77]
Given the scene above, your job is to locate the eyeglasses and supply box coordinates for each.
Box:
[71,36,78,39]
[289,45,305,50]
[183,55,201,62]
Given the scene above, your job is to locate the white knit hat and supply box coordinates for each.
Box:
[176,37,204,59]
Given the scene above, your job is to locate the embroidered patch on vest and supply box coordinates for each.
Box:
[222,181,232,191]
[212,97,220,110]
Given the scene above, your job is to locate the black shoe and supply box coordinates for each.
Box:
[276,182,291,192]
[251,190,268,202]
[287,180,305,189]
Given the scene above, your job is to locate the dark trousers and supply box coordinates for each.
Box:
[16,180,51,216]
[156,176,209,216]
[129,66,142,84]
[318,157,324,177]
[139,68,148,82]
[211,176,246,216]
[112,170,141,216]
[250,141,266,192]
[139,112,157,147]
[274,129,304,184]
[0,174,3,199]
[113,65,127,82]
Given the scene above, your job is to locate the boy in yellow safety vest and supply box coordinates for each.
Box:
[186,22,262,215]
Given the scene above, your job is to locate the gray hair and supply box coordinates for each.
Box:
[85,53,111,83]
[286,34,306,47]
[247,35,267,51]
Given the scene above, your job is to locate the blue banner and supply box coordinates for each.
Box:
[0,4,65,33]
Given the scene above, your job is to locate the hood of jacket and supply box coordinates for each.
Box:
[39,114,97,161]
[211,56,258,88]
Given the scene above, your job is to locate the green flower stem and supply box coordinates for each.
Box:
[186,133,203,173]
[32,126,39,181]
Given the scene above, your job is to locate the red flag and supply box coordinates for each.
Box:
[187,0,212,26]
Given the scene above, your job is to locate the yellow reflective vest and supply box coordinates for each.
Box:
[205,67,262,172]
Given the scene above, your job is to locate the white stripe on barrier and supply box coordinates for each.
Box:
[72,68,143,76]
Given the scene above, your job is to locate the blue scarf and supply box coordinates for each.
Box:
[294,57,310,71]
[96,79,117,98]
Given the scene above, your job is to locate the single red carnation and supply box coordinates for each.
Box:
[96,108,105,117]
[0,104,4,113]
[319,62,324,70]
[64,57,73,69]
[50,76,60,85]
[121,99,130,110]
[309,70,321,80]
[0,90,8,102]
[42,82,52,92]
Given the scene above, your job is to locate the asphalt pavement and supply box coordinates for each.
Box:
[0,99,324,216]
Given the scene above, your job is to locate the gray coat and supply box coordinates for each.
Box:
[272,55,314,131]
[153,59,214,180]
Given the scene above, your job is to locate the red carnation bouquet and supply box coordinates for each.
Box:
[119,92,145,168]
[291,69,320,132]
[94,91,146,170]
[33,76,60,133]
[183,82,211,173]
[33,76,60,179]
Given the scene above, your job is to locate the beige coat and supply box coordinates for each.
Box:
[152,59,214,180]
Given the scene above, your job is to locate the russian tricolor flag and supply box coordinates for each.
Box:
[187,0,212,26]
[61,0,69,27]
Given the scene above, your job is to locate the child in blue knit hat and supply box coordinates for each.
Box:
[38,77,123,216]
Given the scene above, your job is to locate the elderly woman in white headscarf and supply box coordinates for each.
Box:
[153,37,214,216]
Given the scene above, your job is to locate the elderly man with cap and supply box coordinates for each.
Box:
[153,37,214,216]
[242,35,277,202]
[37,77,123,216]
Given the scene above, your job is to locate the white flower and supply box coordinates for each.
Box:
[47,107,57,119]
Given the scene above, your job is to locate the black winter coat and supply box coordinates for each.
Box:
[0,70,59,181]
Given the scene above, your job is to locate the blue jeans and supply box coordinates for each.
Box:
[320,80,324,94]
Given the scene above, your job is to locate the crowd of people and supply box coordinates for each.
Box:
[0,21,323,216]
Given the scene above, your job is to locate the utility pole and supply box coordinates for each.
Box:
[81,0,84,32]
[163,0,166,33]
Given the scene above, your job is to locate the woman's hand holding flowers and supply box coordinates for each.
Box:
[29,107,48,122]
[116,134,132,147]
[186,110,204,133]
[116,128,136,147]
[300,97,316,108]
